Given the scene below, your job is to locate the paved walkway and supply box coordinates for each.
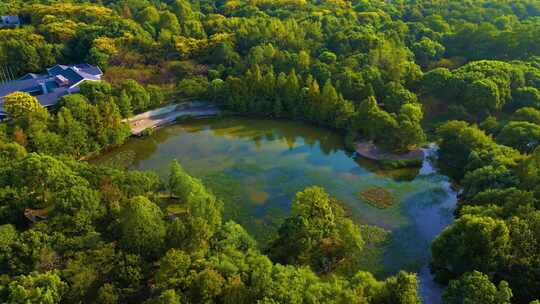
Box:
[128,102,220,135]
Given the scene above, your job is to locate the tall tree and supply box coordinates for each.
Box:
[3,92,47,122]
[431,215,510,283]
[443,271,512,304]
[268,186,363,273]
[7,271,67,304]
[119,196,166,257]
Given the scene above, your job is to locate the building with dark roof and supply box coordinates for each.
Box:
[0,15,20,28]
[0,64,103,118]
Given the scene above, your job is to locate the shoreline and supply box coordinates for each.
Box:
[354,141,424,168]
[127,101,220,136]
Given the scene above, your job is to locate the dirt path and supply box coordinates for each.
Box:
[128,102,219,135]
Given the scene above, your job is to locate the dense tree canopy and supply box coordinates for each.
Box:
[3,92,46,122]
[2,0,540,303]
[119,196,166,257]
[443,271,512,304]
[0,152,420,303]
[268,186,364,274]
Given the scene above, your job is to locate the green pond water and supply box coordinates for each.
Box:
[91,117,456,302]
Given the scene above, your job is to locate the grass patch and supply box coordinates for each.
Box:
[359,186,396,209]
[139,127,155,137]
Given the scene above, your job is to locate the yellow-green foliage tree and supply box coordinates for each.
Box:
[3,92,46,120]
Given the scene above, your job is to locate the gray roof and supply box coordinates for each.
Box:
[18,73,40,80]
[0,63,103,116]
[72,64,103,77]
[0,16,20,25]
[47,65,69,76]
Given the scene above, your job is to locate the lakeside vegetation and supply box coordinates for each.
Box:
[2,0,540,303]
[359,187,395,209]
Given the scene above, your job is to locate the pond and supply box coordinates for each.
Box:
[91,117,456,303]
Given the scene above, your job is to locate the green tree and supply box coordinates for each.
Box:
[381,271,421,304]
[461,166,518,200]
[269,186,363,273]
[96,284,118,304]
[436,121,496,179]
[120,80,150,113]
[431,215,510,282]
[155,290,183,304]
[159,11,181,34]
[355,96,391,140]
[147,84,166,108]
[511,87,540,109]
[116,91,133,118]
[7,271,67,304]
[55,108,91,157]
[3,92,47,122]
[185,180,223,240]
[512,107,540,125]
[413,37,445,65]
[168,160,194,201]
[12,154,86,206]
[177,76,209,99]
[395,103,426,151]
[95,99,130,146]
[190,269,225,303]
[155,249,191,290]
[443,271,512,304]
[119,196,166,257]
[465,79,501,116]
[79,81,112,103]
[0,224,18,273]
[421,67,452,97]
[382,82,418,113]
[50,185,104,234]
[319,51,337,64]
[209,42,239,66]
[137,6,160,25]
[497,121,540,153]
[86,48,110,70]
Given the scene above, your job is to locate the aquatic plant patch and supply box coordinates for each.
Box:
[359,186,396,209]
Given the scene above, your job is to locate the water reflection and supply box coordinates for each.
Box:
[91,117,456,301]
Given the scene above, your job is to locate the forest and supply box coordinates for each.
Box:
[2,0,540,303]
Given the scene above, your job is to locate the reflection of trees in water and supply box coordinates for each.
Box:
[100,118,421,182]
[285,136,296,149]
[264,132,275,142]
[120,136,163,166]
[319,133,344,155]
[97,150,137,169]
[198,117,345,155]
[96,126,175,168]
[381,223,430,276]
[353,156,420,182]
[99,117,353,170]
[253,135,262,149]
